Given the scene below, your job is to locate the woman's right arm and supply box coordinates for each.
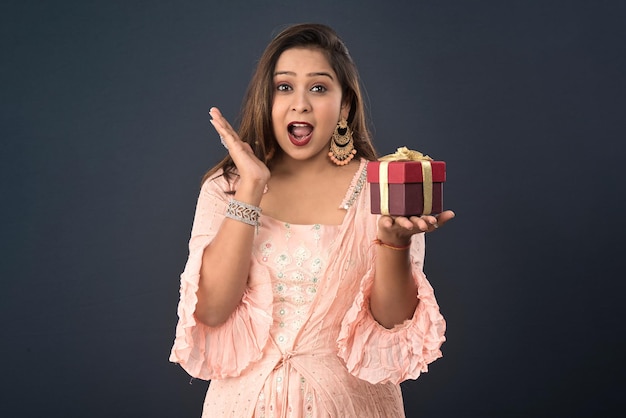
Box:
[194,107,270,327]
[195,181,265,327]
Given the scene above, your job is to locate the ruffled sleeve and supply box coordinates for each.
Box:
[169,173,273,380]
[337,232,446,385]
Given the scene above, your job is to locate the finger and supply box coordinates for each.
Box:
[209,119,230,149]
[417,210,456,233]
[419,215,438,226]
[435,210,456,227]
[379,215,394,229]
[209,107,234,130]
[407,215,433,232]
[209,108,235,135]
[209,107,241,150]
[402,216,437,233]
[394,216,416,230]
[416,217,433,232]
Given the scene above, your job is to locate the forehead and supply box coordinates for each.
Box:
[274,47,334,74]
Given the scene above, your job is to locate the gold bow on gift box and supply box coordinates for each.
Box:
[377,147,434,216]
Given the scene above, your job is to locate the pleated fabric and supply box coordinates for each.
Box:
[170,159,446,417]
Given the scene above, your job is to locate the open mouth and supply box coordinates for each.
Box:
[288,122,313,146]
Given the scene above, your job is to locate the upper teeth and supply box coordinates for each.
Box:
[291,123,308,127]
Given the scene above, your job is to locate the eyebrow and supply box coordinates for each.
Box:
[274,71,335,80]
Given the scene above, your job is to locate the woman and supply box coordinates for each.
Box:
[170,23,454,417]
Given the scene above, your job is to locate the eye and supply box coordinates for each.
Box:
[311,85,327,93]
[276,83,292,92]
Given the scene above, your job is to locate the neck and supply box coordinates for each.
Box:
[271,153,338,178]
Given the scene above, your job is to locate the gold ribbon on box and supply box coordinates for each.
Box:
[377,147,434,216]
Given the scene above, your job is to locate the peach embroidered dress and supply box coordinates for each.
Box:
[170,159,446,417]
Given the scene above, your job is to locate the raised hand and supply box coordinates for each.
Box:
[209,107,270,199]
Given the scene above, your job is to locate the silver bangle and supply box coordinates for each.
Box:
[225,199,261,232]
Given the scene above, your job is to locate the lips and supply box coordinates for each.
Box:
[288,122,313,146]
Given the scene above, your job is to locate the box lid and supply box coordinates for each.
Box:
[367,160,446,183]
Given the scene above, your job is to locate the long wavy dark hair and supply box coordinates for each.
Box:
[202,23,377,185]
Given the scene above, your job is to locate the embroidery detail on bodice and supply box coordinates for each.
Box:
[252,159,367,416]
[339,159,367,210]
[259,222,328,349]
[255,220,336,418]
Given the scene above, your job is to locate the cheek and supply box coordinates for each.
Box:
[318,118,338,140]
[323,104,342,128]
[270,105,281,130]
[271,98,287,121]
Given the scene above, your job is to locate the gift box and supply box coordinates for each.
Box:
[367,147,446,216]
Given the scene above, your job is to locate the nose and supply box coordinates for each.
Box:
[291,90,310,113]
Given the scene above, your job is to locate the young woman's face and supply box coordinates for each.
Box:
[271,47,349,163]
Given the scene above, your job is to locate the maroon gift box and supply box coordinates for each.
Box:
[367,160,446,216]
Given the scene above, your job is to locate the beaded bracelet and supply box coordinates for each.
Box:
[372,238,411,251]
[225,199,262,233]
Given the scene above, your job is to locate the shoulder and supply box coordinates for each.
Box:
[342,158,368,185]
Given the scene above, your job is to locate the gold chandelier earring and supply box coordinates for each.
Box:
[328,118,357,166]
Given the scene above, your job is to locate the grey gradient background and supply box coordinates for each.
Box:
[1,0,625,417]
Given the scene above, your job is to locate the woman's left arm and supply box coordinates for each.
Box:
[370,210,455,329]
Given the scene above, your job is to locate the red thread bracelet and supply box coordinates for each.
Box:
[372,238,411,251]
